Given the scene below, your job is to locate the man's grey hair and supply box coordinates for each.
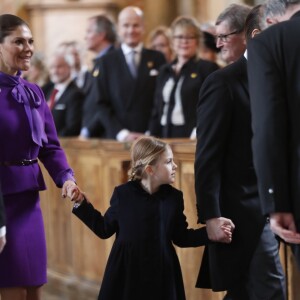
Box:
[264,0,286,18]
[215,3,252,32]
[265,0,300,18]
[89,15,117,44]
[52,51,75,68]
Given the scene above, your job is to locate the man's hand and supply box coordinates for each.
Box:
[270,212,300,244]
[206,217,235,243]
[124,132,144,142]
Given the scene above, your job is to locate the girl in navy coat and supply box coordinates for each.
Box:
[71,137,233,300]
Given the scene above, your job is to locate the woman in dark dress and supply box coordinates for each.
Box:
[0,14,82,300]
[148,16,219,139]
[71,137,234,300]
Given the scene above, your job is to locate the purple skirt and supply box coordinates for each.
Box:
[0,190,47,287]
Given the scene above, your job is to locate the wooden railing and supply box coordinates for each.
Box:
[40,138,300,300]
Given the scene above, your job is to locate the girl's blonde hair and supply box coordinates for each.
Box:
[128,136,167,181]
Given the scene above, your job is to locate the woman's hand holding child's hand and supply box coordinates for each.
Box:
[62,180,85,204]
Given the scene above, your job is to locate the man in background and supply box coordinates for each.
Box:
[79,15,116,139]
[45,51,83,136]
[62,41,90,94]
[96,6,166,141]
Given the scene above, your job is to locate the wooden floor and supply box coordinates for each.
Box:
[42,291,62,300]
[42,289,83,300]
[42,289,97,300]
[42,288,65,300]
[41,282,98,300]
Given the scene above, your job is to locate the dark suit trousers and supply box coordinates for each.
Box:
[224,220,286,300]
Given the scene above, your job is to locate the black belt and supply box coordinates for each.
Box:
[0,159,38,166]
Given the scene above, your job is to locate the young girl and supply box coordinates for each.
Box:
[71,136,233,300]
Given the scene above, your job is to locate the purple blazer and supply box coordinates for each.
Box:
[0,72,74,195]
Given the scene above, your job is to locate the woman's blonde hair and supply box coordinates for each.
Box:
[170,15,203,49]
[147,25,172,47]
[128,136,167,181]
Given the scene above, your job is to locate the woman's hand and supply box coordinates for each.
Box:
[62,180,84,203]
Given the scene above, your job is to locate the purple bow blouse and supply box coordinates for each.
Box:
[0,71,74,195]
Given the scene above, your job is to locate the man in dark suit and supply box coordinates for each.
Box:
[0,187,6,254]
[194,4,286,299]
[96,6,166,141]
[79,15,117,139]
[45,52,84,137]
[247,0,300,254]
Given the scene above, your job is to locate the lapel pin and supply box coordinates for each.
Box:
[147,61,154,68]
[93,68,99,77]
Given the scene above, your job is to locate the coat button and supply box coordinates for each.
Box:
[268,188,274,194]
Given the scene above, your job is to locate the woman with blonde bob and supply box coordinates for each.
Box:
[148,16,219,139]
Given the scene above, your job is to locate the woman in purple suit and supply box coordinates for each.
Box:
[0,14,82,300]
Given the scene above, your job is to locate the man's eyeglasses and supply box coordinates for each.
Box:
[215,30,241,43]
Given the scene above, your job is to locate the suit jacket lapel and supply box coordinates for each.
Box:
[117,49,137,109]
[137,49,149,83]
[126,48,152,109]
[237,56,249,99]
[56,81,73,105]
[119,48,137,81]
[137,49,158,87]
